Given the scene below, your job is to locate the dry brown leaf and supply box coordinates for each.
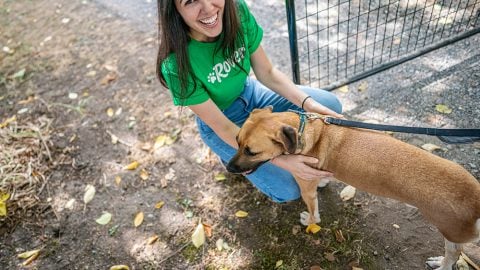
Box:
[83,184,96,204]
[337,85,349,93]
[124,161,139,170]
[115,176,122,186]
[139,169,149,180]
[110,265,130,270]
[107,108,114,117]
[155,201,165,209]
[306,224,321,234]
[19,249,41,266]
[191,220,205,248]
[101,72,118,85]
[134,212,144,227]
[147,234,159,245]
[235,210,248,218]
[435,104,452,114]
[202,222,212,238]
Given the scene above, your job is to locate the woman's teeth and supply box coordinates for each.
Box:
[200,14,217,25]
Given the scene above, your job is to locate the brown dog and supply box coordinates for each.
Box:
[226,107,480,270]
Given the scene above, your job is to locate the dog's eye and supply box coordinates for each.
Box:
[244,147,257,156]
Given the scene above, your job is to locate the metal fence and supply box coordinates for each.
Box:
[286,0,480,90]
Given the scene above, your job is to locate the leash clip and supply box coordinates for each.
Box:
[323,116,332,125]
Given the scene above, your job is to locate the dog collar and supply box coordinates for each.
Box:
[297,112,307,152]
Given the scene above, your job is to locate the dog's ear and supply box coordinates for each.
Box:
[278,125,297,154]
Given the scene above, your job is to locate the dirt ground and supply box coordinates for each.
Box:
[1,0,479,269]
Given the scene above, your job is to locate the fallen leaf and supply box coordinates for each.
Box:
[275,260,283,269]
[111,134,119,144]
[21,250,40,266]
[154,135,167,149]
[115,176,122,186]
[340,185,356,201]
[124,161,139,170]
[358,81,368,92]
[134,212,144,227]
[107,108,114,117]
[139,169,149,180]
[147,234,159,245]
[337,85,349,93]
[435,104,452,114]
[306,223,321,234]
[11,68,26,79]
[235,210,248,218]
[101,72,118,85]
[192,220,206,248]
[202,222,212,237]
[17,249,41,259]
[214,173,226,181]
[216,238,224,251]
[110,265,130,270]
[83,184,96,204]
[65,199,76,210]
[96,212,112,225]
[421,143,443,152]
[155,201,165,209]
[0,193,10,217]
[393,224,400,229]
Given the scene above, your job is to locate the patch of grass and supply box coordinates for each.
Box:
[0,116,54,231]
[181,244,201,262]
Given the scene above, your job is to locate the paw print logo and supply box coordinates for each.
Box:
[207,72,217,84]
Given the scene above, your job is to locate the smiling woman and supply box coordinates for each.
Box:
[175,0,225,42]
[156,0,343,203]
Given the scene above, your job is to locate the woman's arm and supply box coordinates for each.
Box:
[189,99,239,149]
[250,45,342,118]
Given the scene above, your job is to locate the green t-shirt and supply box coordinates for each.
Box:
[161,0,263,110]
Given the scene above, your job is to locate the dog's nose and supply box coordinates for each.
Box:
[225,162,238,173]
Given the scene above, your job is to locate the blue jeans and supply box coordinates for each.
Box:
[196,77,342,203]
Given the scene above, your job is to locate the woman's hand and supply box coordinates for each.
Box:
[304,98,343,118]
[271,154,333,180]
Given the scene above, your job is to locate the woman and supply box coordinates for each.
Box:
[156,0,343,202]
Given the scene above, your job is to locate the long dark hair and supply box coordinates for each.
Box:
[156,0,245,100]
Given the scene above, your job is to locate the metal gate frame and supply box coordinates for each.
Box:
[286,0,480,90]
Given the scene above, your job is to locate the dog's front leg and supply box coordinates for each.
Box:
[426,239,462,270]
[296,178,321,226]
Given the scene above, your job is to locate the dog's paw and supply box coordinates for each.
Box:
[299,211,320,226]
[317,178,330,188]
